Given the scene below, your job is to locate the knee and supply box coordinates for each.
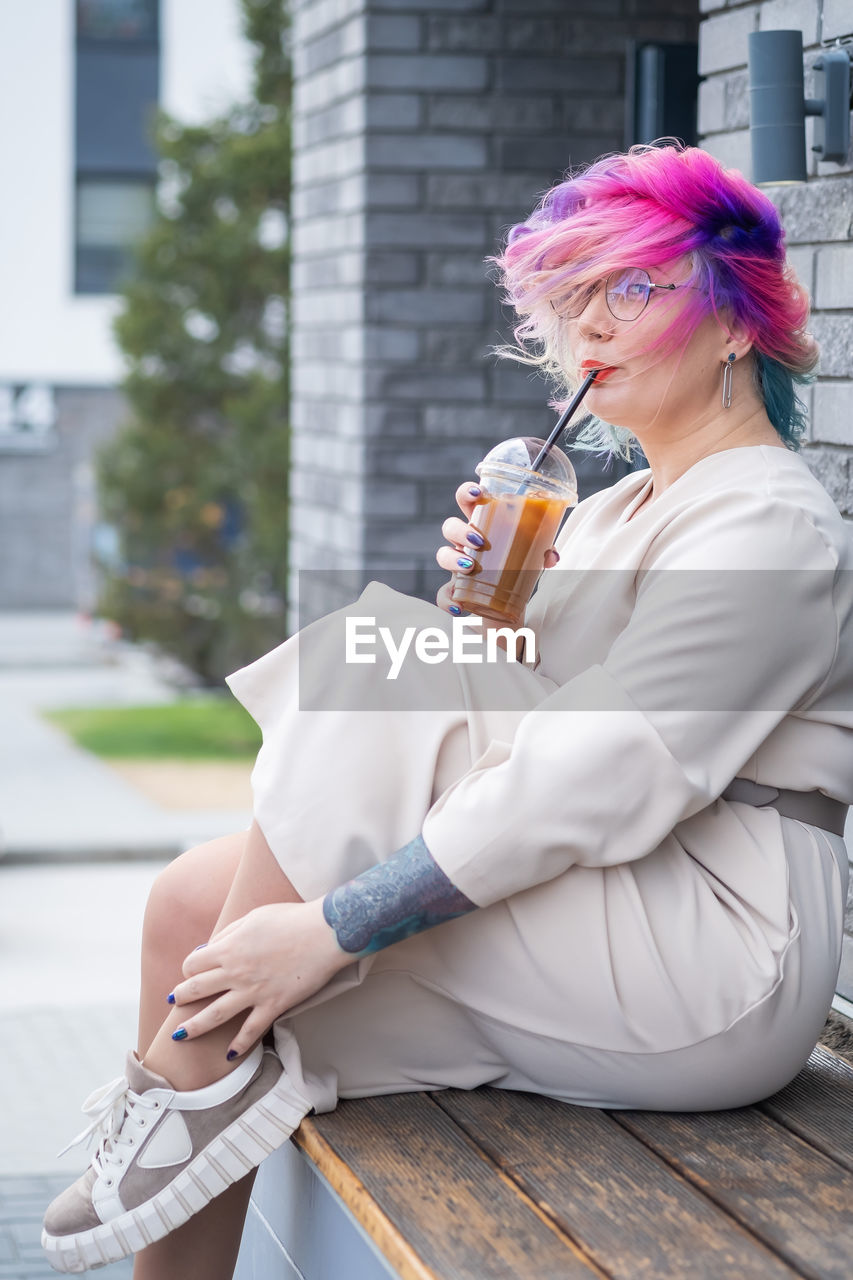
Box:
[142,843,224,957]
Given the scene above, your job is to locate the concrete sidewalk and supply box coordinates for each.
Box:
[0,613,253,1275]
[0,612,252,861]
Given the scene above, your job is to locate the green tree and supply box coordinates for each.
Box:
[97,0,291,684]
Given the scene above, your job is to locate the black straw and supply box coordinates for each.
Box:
[529,369,598,473]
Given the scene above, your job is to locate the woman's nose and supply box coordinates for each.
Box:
[574,288,615,340]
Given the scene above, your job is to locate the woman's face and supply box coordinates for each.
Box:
[564,260,736,437]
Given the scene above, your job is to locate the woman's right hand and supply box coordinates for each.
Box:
[435,482,486,614]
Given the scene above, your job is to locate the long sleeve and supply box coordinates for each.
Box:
[422,490,843,907]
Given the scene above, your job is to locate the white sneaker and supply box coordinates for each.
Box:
[42,1045,309,1273]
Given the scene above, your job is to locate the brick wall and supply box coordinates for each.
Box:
[698,0,853,512]
[289,0,698,626]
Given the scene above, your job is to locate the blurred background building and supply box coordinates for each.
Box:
[0,0,252,609]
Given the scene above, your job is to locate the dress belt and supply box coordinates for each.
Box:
[721,778,848,837]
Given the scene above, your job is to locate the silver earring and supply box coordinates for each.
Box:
[721,352,736,409]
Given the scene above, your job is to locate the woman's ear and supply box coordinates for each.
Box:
[721,312,754,362]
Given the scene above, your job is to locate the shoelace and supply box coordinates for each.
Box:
[57,1075,162,1182]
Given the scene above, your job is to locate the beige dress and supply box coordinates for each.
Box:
[226,444,853,1116]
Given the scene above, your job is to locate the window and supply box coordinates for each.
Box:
[76,0,158,44]
[75,178,155,295]
[74,0,159,293]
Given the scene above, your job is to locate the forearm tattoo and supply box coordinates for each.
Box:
[322,835,476,955]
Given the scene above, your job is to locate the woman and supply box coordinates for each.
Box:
[43,143,853,1278]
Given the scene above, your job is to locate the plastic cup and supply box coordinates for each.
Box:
[450,437,577,628]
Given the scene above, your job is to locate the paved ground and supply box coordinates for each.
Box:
[0,611,252,1276]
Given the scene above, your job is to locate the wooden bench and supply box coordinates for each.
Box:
[234,1026,853,1279]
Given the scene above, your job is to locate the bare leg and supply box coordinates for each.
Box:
[132,823,303,1280]
[142,819,302,1089]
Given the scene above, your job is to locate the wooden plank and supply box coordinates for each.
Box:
[760,1046,853,1174]
[615,1105,853,1280]
[296,1094,605,1280]
[435,1088,798,1280]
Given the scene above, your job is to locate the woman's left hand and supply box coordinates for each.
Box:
[169,898,350,1058]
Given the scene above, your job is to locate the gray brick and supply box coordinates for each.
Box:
[723,71,750,132]
[362,326,421,362]
[759,0,820,45]
[292,252,362,290]
[296,0,365,45]
[815,246,853,309]
[427,94,556,133]
[771,178,853,243]
[501,0,621,11]
[366,287,484,326]
[698,76,726,135]
[366,367,486,402]
[423,405,546,438]
[555,97,626,135]
[292,285,362,326]
[296,56,365,114]
[299,16,365,77]
[823,0,853,40]
[369,0,489,9]
[426,171,546,210]
[365,132,488,170]
[297,95,366,147]
[361,479,421,519]
[362,405,423,437]
[700,128,753,179]
[426,252,489,286]
[499,133,612,173]
[366,53,488,91]
[801,445,853,515]
[365,14,422,50]
[785,246,813,295]
[698,9,757,76]
[496,56,620,94]
[811,316,853,378]
[364,251,421,285]
[374,440,485,479]
[426,15,500,52]
[488,364,553,404]
[422,329,491,366]
[364,94,422,130]
[811,382,853,444]
[365,211,486,248]
[292,208,364,254]
[700,0,727,12]
[364,173,422,208]
[293,174,366,218]
[294,137,364,186]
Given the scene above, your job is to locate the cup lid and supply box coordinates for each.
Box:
[476,437,576,490]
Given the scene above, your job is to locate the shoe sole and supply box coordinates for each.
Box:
[41,1070,307,1273]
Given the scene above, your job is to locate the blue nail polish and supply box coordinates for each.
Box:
[449,604,462,616]
[468,486,481,497]
[457,557,474,570]
[226,1049,238,1062]
[167,993,175,1005]
[172,1028,188,1042]
[466,531,485,547]
[194,943,207,951]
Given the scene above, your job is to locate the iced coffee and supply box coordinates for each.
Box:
[451,438,577,628]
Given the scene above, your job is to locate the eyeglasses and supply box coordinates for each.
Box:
[551,267,683,322]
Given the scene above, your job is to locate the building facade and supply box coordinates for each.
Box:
[0,0,252,608]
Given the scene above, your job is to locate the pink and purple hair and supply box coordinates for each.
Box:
[495,143,816,458]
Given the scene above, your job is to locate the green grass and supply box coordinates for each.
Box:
[44,698,262,761]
